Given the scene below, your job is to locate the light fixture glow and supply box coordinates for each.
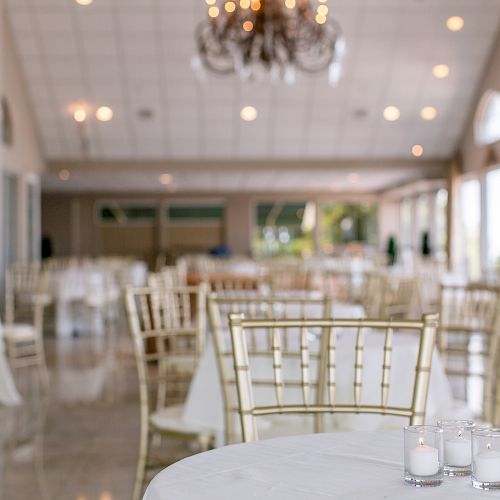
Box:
[432,64,449,79]
[240,0,250,7]
[446,16,464,32]
[315,14,326,24]
[383,106,400,122]
[205,0,216,4]
[243,20,254,31]
[317,4,328,15]
[420,106,437,120]
[96,106,113,122]
[75,0,93,5]
[240,106,257,121]
[285,0,296,8]
[73,108,86,122]
[208,6,219,17]
[159,173,173,185]
[411,144,424,157]
[225,1,236,13]
[59,169,70,181]
[250,0,261,11]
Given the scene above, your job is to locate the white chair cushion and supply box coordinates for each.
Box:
[150,404,213,437]
[3,324,36,340]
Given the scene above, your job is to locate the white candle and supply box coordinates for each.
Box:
[444,431,472,467]
[409,438,440,476]
[474,444,500,483]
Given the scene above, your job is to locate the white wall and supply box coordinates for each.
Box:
[0,2,45,282]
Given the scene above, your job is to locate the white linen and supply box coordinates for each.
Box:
[144,430,498,500]
[182,302,459,446]
[0,322,22,406]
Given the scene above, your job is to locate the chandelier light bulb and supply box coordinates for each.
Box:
[240,106,258,121]
[315,13,326,24]
[317,4,328,15]
[96,106,113,122]
[208,6,219,17]
[225,1,236,12]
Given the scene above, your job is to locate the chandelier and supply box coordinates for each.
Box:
[195,0,345,85]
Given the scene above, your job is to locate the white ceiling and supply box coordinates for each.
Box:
[6,0,500,164]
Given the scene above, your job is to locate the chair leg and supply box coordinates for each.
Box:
[133,429,149,500]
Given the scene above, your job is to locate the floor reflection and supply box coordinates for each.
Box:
[0,322,140,500]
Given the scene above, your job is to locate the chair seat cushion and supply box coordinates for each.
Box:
[150,404,213,437]
[3,324,36,340]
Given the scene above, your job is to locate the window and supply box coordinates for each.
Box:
[400,198,412,249]
[475,90,500,146]
[486,168,500,272]
[434,189,448,255]
[97,201,157,224]
[319,202,377,254]
[416,193,430,252]
[460,179,481,279]
[167,203,224,222]
[1,97,13,146]
[253,201,314,257]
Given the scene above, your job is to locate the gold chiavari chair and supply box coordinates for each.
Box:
[125,285,213,500]
[438,283,500,422]
[384,275,421,319]
[228,313,439,443]
[207,292,332,444]
[3,294,50,390]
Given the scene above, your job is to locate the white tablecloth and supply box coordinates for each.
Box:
[182,302,462,446]
[144,430,499,500]
[0,322,22,406]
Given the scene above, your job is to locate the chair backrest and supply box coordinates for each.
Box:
[125,284,207,413]
[438,283,500,420]
[5,262,43,324]
[228,313,439,442]
[207,292,332,444]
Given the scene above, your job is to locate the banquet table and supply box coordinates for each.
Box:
[182,300,463,446]
[144,430,500,500]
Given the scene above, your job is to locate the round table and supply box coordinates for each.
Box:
[143,431,500,499]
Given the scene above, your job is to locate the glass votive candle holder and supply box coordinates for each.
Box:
[472,428,500,490]
[438,419,474,476]
[404,425,443,487]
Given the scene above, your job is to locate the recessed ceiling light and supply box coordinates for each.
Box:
[96,106,113,122]
[432,64,449,79]
[75,0,93,5]
[225,1,236,12]
[317,4,328,15]
[347,173,359,184]
[205,0,216,4]
[315,13,326,24]
[411,144,424,157]
[73,108,86,122]
[159,173,172,185]
[240,106,257,121]
[446,16,464,32]
[59,169,70,181]
[240,0,250,8]
[383,106,400,122]
[420,106,437,120]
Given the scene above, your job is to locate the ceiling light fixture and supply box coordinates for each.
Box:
[159,173,173,185]
[383,106,400,122]
[432,64,449,79]
[411,144,424,157]
[446,16,464,32]
[75,0,93,5]
[59,169,70,181]
[96,106,113,122]
[195,0,345,86]
[240,106,257,121]
[420,106,437,120]
[73,108,86,122]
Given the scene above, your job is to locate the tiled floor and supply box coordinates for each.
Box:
[0,324,187,500]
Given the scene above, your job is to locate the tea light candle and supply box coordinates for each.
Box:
[409,438,440,476]
[444,431,471,467]
[474,444,500,483]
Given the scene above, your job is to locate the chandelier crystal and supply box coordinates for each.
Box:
[194,0,345,85]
